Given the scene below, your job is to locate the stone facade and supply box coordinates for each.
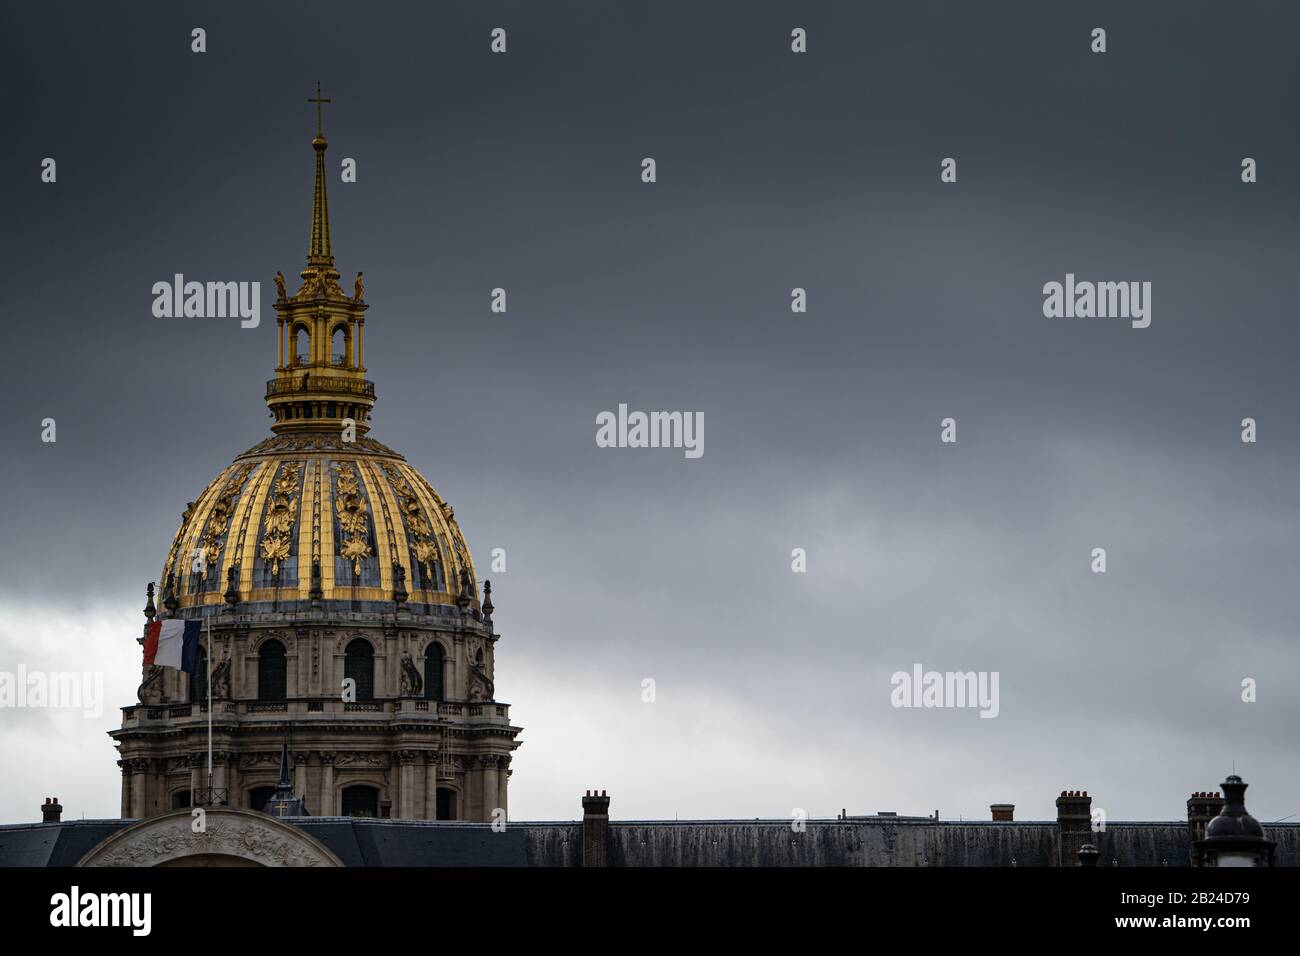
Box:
[111,604,519,822]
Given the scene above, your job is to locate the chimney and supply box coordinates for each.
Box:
[1187,790,1225,842]
[42,797,63,823]
[582,790,610,867]
[990,803,1014,822]
[1055,790,1092,866]
[1186,790,1225,863]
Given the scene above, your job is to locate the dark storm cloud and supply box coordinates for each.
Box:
[1,1,1297,822]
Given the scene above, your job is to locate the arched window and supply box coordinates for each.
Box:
[248,786,276,813]
[423,643,444,702]
[331,326,348,366]
[190,646,208,702]
[171,790,192,810]
[341,785,379,818]
[258,639,286,701]
[344,639,374,701]
[293,326,309,365]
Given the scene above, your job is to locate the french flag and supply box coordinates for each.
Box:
[143,619,203,673]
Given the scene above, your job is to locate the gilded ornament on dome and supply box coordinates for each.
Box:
[259,462,301,575]
[260,534,291,575]
[413,538,440,577]
[383,464,439,579]
[403,503,431,537]
[333,463,372,576]
[198,464,253,570]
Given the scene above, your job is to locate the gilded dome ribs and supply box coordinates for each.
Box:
[228,461,269,591]
[310,459,322,585]
[384,463,441,588]
[364,460,405,595]
[196,464,253,588]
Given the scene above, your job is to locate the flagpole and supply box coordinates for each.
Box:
[206,614,213,806]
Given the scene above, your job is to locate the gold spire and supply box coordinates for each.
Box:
[267,87,374,437]
[307,81,333,266]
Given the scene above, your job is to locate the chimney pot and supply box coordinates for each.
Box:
[581,790,611,867]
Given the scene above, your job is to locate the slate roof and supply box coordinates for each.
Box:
[2,817,1297,866]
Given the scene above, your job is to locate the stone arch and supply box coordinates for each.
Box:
[419,635,450,660]
[336,631,378,654]
[77,808,344,868]
[250,631,289,654]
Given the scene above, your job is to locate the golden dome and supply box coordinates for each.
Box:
[158,91,478,614]
[161,432,478,613]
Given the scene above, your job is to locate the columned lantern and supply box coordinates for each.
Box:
[1194,775,1276,867]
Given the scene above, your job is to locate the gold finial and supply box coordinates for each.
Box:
[308,81,331,138]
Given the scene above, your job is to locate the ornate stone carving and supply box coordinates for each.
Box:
[210,656,231,700]
[240,751,281,770]
[466,638,494,700]
[399,652,423,697]
[78,809,343,868]
[257,629,289,651]
[137,665,164,704]
[336,751,388,768]
[236,434,402,460]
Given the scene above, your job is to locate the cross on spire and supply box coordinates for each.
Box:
[308,81,331,137]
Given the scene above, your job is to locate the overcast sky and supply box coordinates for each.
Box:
[1,1,1298,826]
